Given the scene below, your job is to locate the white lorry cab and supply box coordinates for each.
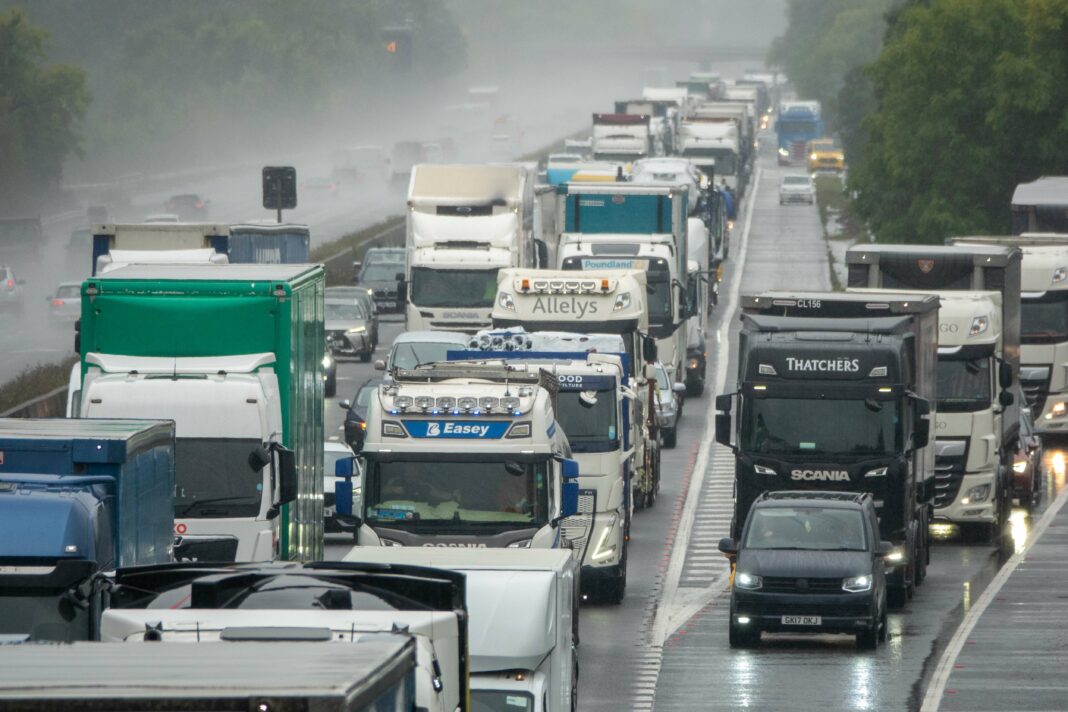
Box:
[448,329,634,603]
[404,163,537,334]
[492,269,663,509]
[350,361,581,548]
[343,547,579,712]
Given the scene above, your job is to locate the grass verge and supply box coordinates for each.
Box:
[0,356,78,414]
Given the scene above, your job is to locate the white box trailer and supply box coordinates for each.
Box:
[405,163,537,333]
[344,547,579,712]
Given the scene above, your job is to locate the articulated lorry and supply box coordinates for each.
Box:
[847,244,1021,543]
[101,561,468,712]
[554,182,691,385]
[90,223,229,276]
[448,329,634,603]
[0,419,174,642]
[775,101,823,166]
[404,163,537,333]
[715,292,937,604]
[591,113,653,163]
[685,217,710,396]
[78,264,323,562]
[0,640,417,711]
[345,547,579,712]
[690,101,755,192]
[492,268,663,509]
[951,235,1068,435]
[1011,177,1068,234]
[349,361,580,549]
[228,222,310,264]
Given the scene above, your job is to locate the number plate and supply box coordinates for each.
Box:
[378,301,397,309]
[781,615,821,626]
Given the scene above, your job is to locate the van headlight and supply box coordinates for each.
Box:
[735,572,762,590]
[842,575,872,593]
[885,547,905,564]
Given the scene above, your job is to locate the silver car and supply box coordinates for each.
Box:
[325,299,372,362]
[779,174,816,205]
[48,282,81,323]
[654,361,687,448]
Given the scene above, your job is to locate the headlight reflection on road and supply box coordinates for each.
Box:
[850,656,874,710]
[1009,508,1029,554]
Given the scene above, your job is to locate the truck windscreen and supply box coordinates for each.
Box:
[681,148,736,174]
[556,391,618,452]
[741,397,902,458]
[364,460,550,528]
[936,357,992,412]
[1022,292,1068,343]
[174,438,263,518]
[410,267,499,308]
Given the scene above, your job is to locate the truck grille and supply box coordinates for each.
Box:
[1020,366,1051,416]
[762,576,843,594]
[789,141,807,161]
[934,440,968,509]
[428,322,484,331]
[173,536,240,563]
[560,489,596,562]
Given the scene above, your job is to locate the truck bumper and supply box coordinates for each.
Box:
[934,471,996,524]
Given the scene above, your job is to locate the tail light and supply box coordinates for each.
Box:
[195,201,204,209]
[52,299,65,307]
[6,279,13,290]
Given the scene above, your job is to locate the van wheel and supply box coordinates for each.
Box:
[729,622,759,648]
[856,624,878,650]
[887,585,908,609]
[663,427,677,449]
[602,552,627,605]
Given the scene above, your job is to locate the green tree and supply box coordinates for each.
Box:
[0,9,89,210]
[853,0,1068,243]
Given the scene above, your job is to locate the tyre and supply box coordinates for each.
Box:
[359,350,372,363]
[856,624,878,650]
[324,374,336,399]
[729,621,759,648]
[877,602,888,642]
[887,585,908,609]
[686,378,704,398]
[663,426,677,449]
[601,553,627,605]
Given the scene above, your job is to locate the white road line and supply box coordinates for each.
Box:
[920,485,1068,711]
[647,164,762,648]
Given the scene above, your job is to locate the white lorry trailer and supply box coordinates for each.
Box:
[492,268,663,509]
[448,329,633,602]
[591,113,653,163]
[344,547,579,712]
[350,361,581,548]
[404,163,537,333]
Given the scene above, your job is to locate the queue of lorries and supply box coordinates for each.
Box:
[3,60,1068,707]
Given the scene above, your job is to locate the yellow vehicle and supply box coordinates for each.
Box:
[808,138,845,173]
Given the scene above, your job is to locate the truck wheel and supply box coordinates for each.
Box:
[686,378,705,398]
[663,427,677,449]
[887,585,908,609]
[324,374,336,398]
[359,351,372,363]
[603,552,627,605]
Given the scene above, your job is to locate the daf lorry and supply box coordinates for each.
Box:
[77,263,323,563]
[715,292,937,605]
[491,268,663,509]
[345,547,579,712]
[348,361,580,549]
[1011,177,1068,234]
[448,329,634,602]
[0,640,417,711]
[951,235,1068,435]
[554,182,691,385]
[101,561,468,712]
[847,244,1021,543]
[404,163,537,333]
[90,223,229,276]
[775,101,823,166]
[0,419,175,642]
[591,113,652,163]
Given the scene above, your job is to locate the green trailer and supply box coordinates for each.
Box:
[79,264,324,561]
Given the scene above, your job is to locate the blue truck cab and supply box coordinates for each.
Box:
[0,419,175,641]
[775,101,824,166]
[228,222,311,264]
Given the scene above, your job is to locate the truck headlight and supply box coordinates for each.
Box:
[810,153,818,160]
[1013,459,1028,473]
[591,516,618,562]
[778,147,789,157]
[613,293,631,312]
[507,539,532,548]
[842,575,872,593]
[498,291,515,312]
[969,316,988,336]
[1050,402,1066,418]
[961,484,990,504]
[735,572,762,590]
[1053,267,1067,284]
[347,326,366,334]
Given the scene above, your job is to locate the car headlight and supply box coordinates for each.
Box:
[885,547,905,564]
[322,354,334,368]
[735,572,762,590]
[842,575,872,593]
[1013,460,1028,473]
[347,326,366,334]
[810,153,818,160]
[498,291,515,312]
[961,483,990,505]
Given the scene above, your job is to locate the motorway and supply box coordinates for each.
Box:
[320,135,1068,711]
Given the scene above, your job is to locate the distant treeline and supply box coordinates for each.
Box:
[772,0,1068,243]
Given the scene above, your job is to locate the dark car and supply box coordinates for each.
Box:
[340,377,384,452]
[164,193,209,220]
[1014,406,1044,511]
[719,491,891,649]
[354,247,406,313]
[325,285,379,348]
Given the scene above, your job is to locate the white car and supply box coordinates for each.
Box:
[324,441,361,535]
[779,174,816,205]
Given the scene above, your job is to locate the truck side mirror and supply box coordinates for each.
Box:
[715,394,732,413]
[374,359,386,371]
[562,458,580,479]
[248,446,271,472]
[643,337,658,363]
[334,457,354,478]
[999,389,1014,407]
[335,479,354,517]
[396,278,407,302]
[276,446,298,505]
[999,362,1013,389]
[560,479,579,519]
[715,413,732,448]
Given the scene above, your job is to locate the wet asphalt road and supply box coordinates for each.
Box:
[323,139,1068,711]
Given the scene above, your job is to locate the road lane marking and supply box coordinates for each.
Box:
[920,485,1068,711]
